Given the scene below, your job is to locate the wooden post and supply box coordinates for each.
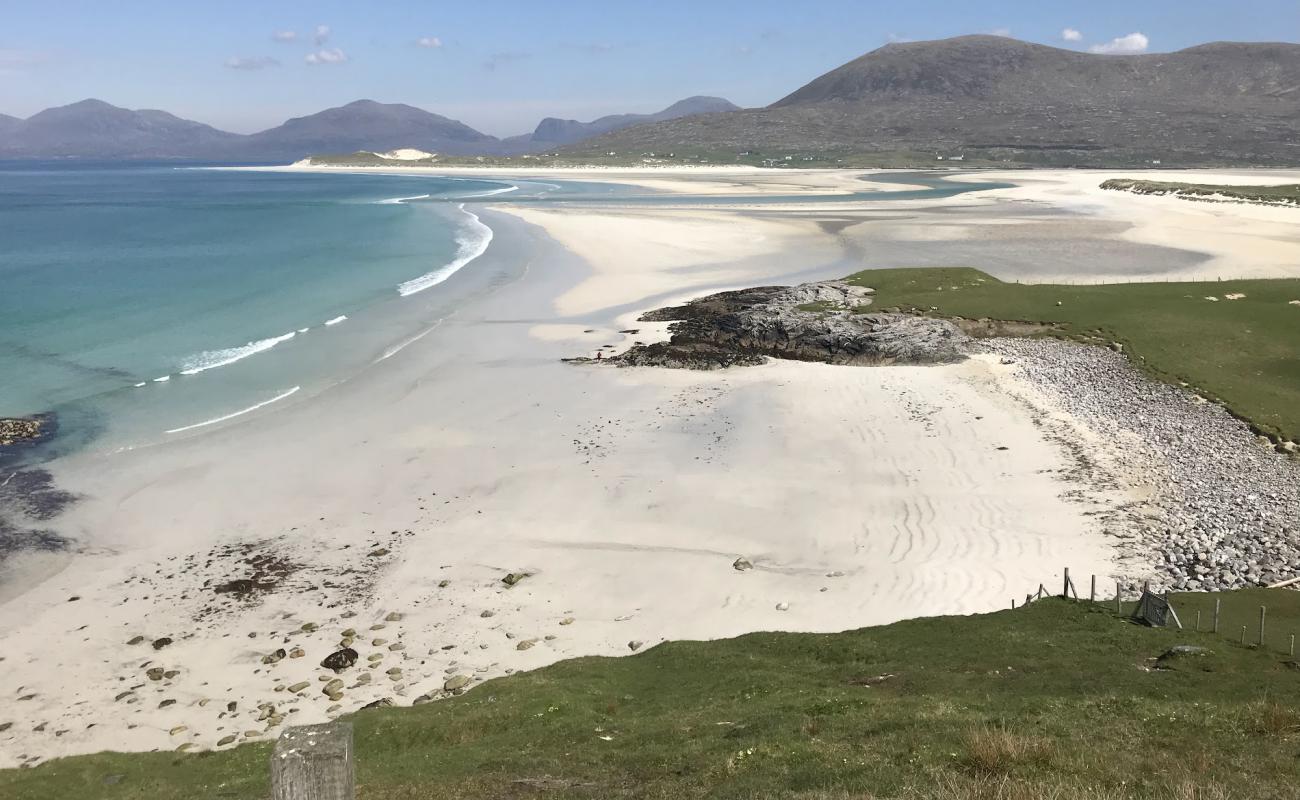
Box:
[1063,567,1070,599]
[1259,606,1267,647]
[1240,626,1247,645]
[1195,610,1201,632]
[1090,575,1096,603]
[271,722,355,800]
[1213,598,1221,634]
[1011,598,1016,609]
[1290,634,1295,658]
[1115,581,1122,614]
[1037,584,1046,600]
[1166,598,1182,630]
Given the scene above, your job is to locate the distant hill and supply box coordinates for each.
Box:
[240,100,497,160]
[511,96,739,150]
[0,96,737,161]
[578,36,1300,166]
[0,99,242,159]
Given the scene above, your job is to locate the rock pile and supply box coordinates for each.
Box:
[605,281,969,370]
[981,338,1300,591]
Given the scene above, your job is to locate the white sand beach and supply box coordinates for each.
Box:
[2,166,1298,767]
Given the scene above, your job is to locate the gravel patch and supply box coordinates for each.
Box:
[979,337,1300,592]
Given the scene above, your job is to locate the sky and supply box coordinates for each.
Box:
[1,0,1296,137]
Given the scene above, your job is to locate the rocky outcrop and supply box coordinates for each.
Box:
[605,281,969,370]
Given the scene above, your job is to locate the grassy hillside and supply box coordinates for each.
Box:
[1101,180,1300,207]
[844,268,1300,443]
[4,590,1300,799]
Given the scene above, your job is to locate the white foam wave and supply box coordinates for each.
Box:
[165,386,301,435]
[180,331,297,376]
[325,315,348,326]
[397,204,492,297]
[378,320,444,362]
[375,194,431,205]
[460,185,518,199]
[153,375,171,383]
[134,382,147,388]
[297,327,309,333]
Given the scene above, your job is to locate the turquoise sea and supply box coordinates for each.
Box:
[0,163,571,455]
[0,165,1004,461]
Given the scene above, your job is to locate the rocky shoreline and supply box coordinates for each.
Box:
[979,338,1300,592]
[587,281,970,370]
[0,415,52,454]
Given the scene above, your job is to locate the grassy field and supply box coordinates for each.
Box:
[842,268,1300,443]
[1101,180,1300,207]
[4,590,1300,799]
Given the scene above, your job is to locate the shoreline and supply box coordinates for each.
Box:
[2,166,1299,767]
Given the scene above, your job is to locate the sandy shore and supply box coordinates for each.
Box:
[2,166,1297,767]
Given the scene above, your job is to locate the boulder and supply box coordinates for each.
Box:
[444,674,471,692]
[320,648,358,672]
[732,557,753,572]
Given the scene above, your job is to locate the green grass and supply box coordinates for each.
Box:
[1102,180,1300,207]
[843,267,1300,443]
[6,592,1300,799]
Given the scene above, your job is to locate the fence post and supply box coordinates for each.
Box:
[1115,581,1121,614]
[1260,606,1267,647]
[1213,598,1221,634]
[271,721,355,800]
[1240,626,1247,645]
[1195,610,1201,632]
[1291,634,1295,658]
[1090,575,1096,603]
[1063,567,1070,599]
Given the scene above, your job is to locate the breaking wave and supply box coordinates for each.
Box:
[179,331,297,376]
[396,204,493,296]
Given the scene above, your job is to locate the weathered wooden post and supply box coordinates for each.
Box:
[1259,606,1267,647]
[271,722,355,800]
[1195,610,1201,632]
[1090,575,1096,604]
[1114,581,1122,614]
[1290,634,1295,658]
[1213,597,1221,634]
[1063,567,1070,599]
[1240,626,1247,645]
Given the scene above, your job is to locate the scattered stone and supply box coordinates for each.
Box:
[261,649,287,665]
[502,572,530,587]
[444,674,471,692]
[288,647,305,659]
[168,725,187,736]
[287,682,310,694]
[159,699,176,709]
[371,638,388,647]
[516,639,537,651]
[775,602,790,611]
[300,622,319,633]
[388,643,405,652]
[146,668,165,681]
[151,637,173,650]
[480,610,495,618]
[320,648,359,672]
[322,679,343,696]
[1157,645,1212,662]
[732,557,753,572]
[438,580,450,588]
[217,735,237,746]
[628,641,644,652]
[385,612,402,622]
[361,698,394,710]
[126,636,145,646]
[175,743,196,753]
[341,628,357,638]
[559,617,575,626]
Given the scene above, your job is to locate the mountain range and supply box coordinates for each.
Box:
[4,36,1298,166]
[578,36,1300,166]
[0,96,739,161]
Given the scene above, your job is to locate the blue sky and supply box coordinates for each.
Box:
[1,1,1295,136]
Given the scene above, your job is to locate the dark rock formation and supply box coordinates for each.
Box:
[603,280,968,370]
[320,648,358,673]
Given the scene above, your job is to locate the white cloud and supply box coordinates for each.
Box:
[272,30,297,43]
[1089,32,1149,55]
[1061,28,1083,42]
[305,48,347,65]
[314,25,331,45]
[416,36,442,48]
[987,28,1013,38]
[225,56,280,70]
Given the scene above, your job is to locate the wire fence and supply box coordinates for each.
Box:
[1015,566,1299,657]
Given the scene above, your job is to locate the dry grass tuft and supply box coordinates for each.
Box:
[961,727,1054,775]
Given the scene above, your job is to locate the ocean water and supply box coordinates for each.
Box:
[0,163,561,456]
[0,164,1001,461]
